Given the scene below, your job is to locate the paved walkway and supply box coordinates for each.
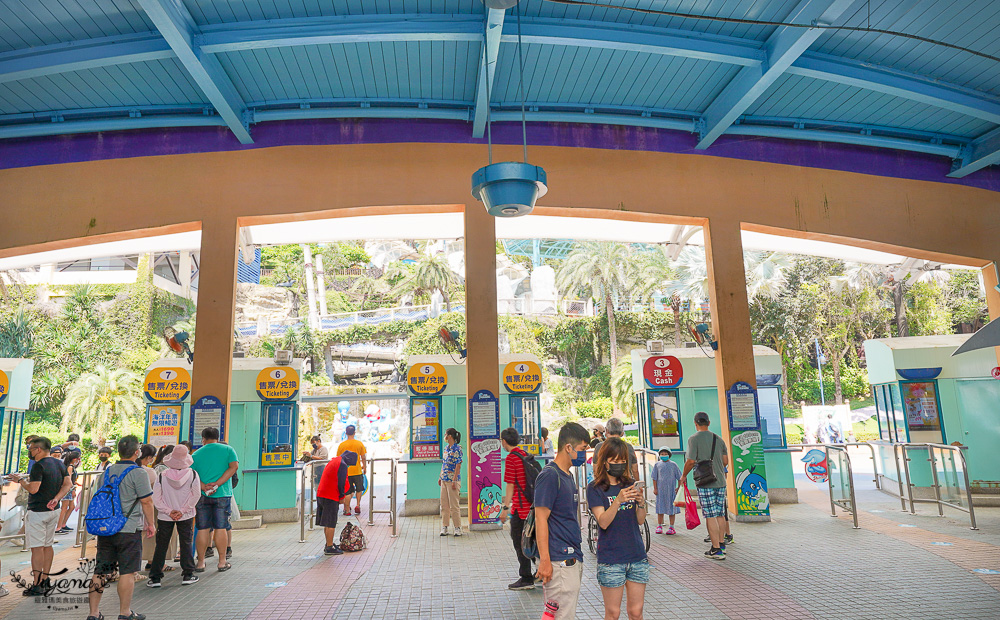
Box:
[2,476,999,620]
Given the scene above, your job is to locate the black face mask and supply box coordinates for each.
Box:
[311,443,319,450]
[99,456,109,461]
[608,463,628,479]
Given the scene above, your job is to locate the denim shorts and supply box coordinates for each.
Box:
[596,559,650,588]
[195,495,232,530]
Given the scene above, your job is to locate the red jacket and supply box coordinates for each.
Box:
[316,456,350,501]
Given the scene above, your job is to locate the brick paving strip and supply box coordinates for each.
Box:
[797,481,1000,592]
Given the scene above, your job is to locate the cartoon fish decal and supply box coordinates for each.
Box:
[476,479,504,521]
[801,448,829,483]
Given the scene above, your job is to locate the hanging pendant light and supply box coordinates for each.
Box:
[472,0,547,218]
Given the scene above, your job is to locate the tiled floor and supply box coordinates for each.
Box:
[2,475,999,619]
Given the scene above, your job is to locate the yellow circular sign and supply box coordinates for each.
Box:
[256,367,300,401]
[0,369,8,404]
[504,361,542,393]
[407,363,447,395]
[143,367,192,402]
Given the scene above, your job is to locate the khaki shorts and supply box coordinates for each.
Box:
[26,510,59,548]
[542,560,583,619]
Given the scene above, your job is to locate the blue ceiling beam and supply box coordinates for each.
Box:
[471,9,506,139]
[789,53,1000,125]
[696,0,859,150]
[727,124,962,158]
[0,33,173,84]
[136,0,252,144]
[948,127,1000,178]
[0,115,225,140]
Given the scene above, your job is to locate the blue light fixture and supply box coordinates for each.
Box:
[472,0,547,218]
[472,162,547,217]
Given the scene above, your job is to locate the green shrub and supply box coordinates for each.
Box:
[575,397,614,419]
[786,432,803,445]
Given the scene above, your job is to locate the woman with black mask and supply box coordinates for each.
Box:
[587,437,649,620]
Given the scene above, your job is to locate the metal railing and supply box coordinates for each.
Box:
[74,469,106,558]
[789,441,881,490]
[791,443,861,529]
[0,481,28,551]
[367,458,398,538]
[892,443,978,530]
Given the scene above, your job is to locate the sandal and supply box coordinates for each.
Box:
[217,563,232,572]
[194,567,206,573]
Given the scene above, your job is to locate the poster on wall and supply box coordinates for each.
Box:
[146,404,181,448]
[649,392,679,437]
[410,397,441,459]
[726,382,770,519]
[190,395,226,449]
[469,390,502,528]
[901,382,941,431]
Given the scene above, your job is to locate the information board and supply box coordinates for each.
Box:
[190,395,226,449]
[145,403,181,448]
[468,390,502,527]
[410,397,441,460]
[726,381,761,430]
[726,381,769,520]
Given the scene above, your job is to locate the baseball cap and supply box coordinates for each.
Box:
[693,412,711,426]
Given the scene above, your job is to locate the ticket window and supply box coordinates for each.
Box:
[900,381,945,444]
[410,397,442,460]
[874,383,910,443]
[647,390,681,452]
[260,402,297,468]
[511,395,540,455]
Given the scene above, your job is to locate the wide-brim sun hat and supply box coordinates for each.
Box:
[163,445,193,469]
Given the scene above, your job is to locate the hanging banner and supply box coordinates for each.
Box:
[145,404,181,448]
[468,390,503,528]
[726,382,770,519]
[256,367,300,401]
[407,363,447,396]
[144,367,191,403]
[0,369,8,404]
[503,361,542,393]
[643,356,683,388]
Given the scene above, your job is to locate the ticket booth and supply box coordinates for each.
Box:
[144,357,303,521]
[864,335,1000,493]
[631,346,797,506]
[0,358,34,537]
[402,354,544,516]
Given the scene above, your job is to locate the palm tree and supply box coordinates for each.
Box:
[60,365,143,444]
[667,247,791,310]
[349,274,390,309]
[639,247,683,346]
[611,356,637,421]
[556,242,632,368]
[392,251,461,311]
[0,307,33,357]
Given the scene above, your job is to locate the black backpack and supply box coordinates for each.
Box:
[520,464,561,560]
[511,450,543,505]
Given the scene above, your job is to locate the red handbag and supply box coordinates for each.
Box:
[684,484,701,530]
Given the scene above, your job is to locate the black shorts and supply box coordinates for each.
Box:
[95,531,143,576]
[315,497,340,529]
[346,474,364,494]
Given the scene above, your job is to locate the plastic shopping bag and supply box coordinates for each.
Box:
[684,485,701,530]
[673,484,686,508]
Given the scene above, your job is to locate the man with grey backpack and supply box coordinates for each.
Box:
[681,412,730,560]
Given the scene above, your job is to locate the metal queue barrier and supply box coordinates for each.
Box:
[73,469,105,558]
[791,444,861,529]
[367,457,398,538]
[299,457,399,543]
[892,443,978,530]
[0,481,28,551]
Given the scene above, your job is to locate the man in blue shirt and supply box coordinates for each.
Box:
[534,422,590,619]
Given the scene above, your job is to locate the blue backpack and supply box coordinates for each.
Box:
[85,465,141,536]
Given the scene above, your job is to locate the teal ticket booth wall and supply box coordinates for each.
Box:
[864,335,999,493]
[630,346,797,504]
[144,358,303,521]
[403,354,544,516]
[0,358,34,537]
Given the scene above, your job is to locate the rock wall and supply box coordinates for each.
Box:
[235,283,296,323]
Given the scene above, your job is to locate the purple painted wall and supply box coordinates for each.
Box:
[1,118,998,193]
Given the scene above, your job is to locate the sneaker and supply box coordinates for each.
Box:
[704,536,711,543]
[655,525,663,534]
[324,545,344,556]
[205,547,215,558]
[0,584,8,597]
[226,546,233,559]
[705,548,726,561]
[22,585,42,597]
[508,578,535,591]
[453,529,463,537]
[720,543,726,554]
[119,613,146,620]
[440,528,449,536]
[145,579,161,588]
[724,534,734,545]
[354,506,361,515]
[85,615,104,620]
[343,510,352,517]
[181,574,199,585]
[666,527,676,535]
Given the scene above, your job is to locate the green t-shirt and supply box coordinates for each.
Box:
[191,442,239,498]
[686,430,728,489]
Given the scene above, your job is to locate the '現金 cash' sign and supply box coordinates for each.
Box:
[256,367,300,401]
[407,363,447,396]
[144,367,191,403]
[503,361,542,393]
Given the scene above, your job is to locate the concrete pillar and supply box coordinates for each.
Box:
[463,204,500,522]
[703,218,763,519]
[982,263,1000,365]
[191,217,239,413]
